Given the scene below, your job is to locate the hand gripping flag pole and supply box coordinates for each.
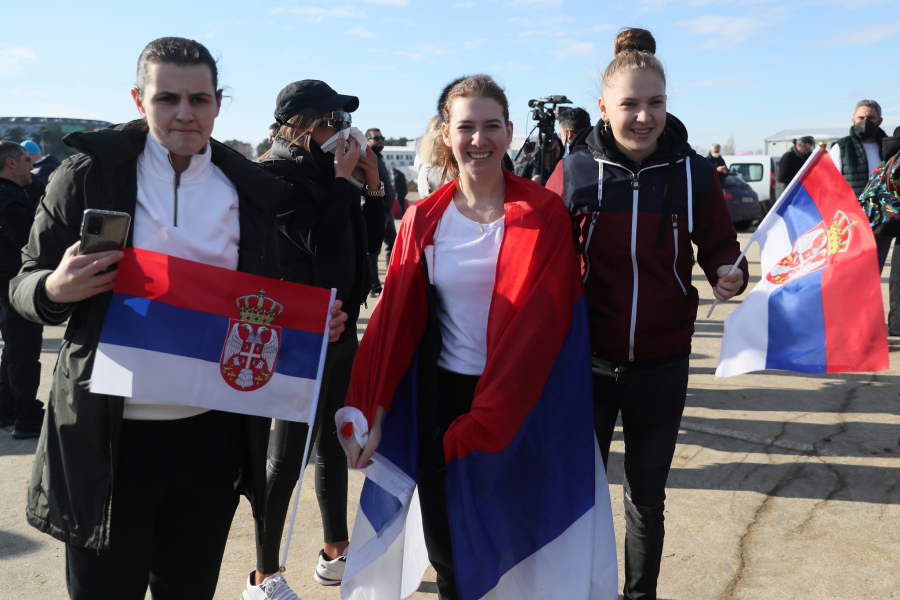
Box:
[279,288,337,573]
[707,145,828,318]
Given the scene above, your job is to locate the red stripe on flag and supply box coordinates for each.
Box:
[113,248,333,334]
[801,154,889,372]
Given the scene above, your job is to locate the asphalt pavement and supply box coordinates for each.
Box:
[1,226,897,600]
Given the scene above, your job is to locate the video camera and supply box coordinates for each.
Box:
[521,95,572,185]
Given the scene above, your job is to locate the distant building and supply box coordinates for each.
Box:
[764,128,847,156]
[0,116,113,140]
[381,142,417,180]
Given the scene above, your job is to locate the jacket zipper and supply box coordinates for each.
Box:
[173,172,181,227]
[672,214,687,294]
[597,159,672,362]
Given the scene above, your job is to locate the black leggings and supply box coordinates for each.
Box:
[417,368,480,600]
[255,334,357,574]
[594,353,689,600]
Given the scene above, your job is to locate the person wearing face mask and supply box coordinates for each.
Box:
[547,28,749,600]
[706,143,728,187]
[830,100,890,269]
[339,74,616,600]
[9,38,348,600]
[240,80,384,599]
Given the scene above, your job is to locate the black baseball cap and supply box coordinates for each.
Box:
[274,80,359,125]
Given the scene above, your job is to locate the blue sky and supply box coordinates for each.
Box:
[1,0,898,154]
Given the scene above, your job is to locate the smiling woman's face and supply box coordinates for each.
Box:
[131,62,221,160]
[442,95,513,179]
[599,68,666,164]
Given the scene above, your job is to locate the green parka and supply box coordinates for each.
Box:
[11,120,288,549]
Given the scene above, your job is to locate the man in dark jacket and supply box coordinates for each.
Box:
[365,128,396,296]
[778,136,814,185]
[707,143,729,187]
[830,99,890,269]
[391,167,408,215]
[0,141,44,438]
[557,107,592,156]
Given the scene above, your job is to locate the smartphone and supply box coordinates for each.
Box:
[79,209,131,256]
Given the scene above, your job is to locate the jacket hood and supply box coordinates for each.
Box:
[586,112,691,170]
[883,131,900,161]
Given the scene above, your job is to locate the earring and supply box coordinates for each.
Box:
[602,120,611,134]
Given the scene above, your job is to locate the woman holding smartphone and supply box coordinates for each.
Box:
[241,81,385,599]
[10,38,345,600]
[546,28,748,600]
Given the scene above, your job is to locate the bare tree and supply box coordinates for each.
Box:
[721,134,735,155]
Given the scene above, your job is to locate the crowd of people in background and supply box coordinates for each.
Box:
[0,27,898,600]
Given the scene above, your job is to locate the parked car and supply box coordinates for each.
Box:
[723,174,762,231]
[722,155,779,214]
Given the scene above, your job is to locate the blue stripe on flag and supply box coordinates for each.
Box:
[765,269,827,373]
[100,293,323,379]
[445,297,595,600]
[776,185,823,243]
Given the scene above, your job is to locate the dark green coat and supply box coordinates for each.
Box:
[10,120,288,549]
[836,126,887,196]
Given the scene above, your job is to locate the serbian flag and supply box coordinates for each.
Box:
[717,148,889,377]
[336,172,618,600]
[90,248,334,421]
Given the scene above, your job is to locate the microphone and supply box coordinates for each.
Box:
[541,95,572,104]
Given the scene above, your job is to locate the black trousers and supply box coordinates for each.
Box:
[367,208,397,288]
[889,241,900,335]
[255,334,356,573]
[0,283,44,429]
[418,368,480,600]
[65,410,244,600]
[593,354,690,600]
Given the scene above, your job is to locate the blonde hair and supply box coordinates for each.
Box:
[258,108,328,161]
[432,74,509,186]
[601,28,666,93]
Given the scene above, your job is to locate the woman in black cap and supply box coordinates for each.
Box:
[240,80,385,600]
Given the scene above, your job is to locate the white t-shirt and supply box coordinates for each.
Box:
[829,140,882,179]
[432,200,504,376]
[123,135,241,420]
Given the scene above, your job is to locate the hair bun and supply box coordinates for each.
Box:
[614,28,656,56]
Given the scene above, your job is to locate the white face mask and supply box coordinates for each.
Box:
[710,152,720,158]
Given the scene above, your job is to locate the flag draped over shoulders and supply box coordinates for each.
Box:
[340,170,618,600]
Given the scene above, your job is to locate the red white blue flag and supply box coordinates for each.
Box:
[90,248,334,421]
[717,148,889,377]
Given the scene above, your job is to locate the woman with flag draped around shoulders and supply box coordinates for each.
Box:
[8,37,346,600]
[336,75,618,600]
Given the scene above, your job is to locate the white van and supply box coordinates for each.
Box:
[722,155,779,213]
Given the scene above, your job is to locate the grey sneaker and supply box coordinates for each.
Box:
[314,549,347,586]
[240,571,301,600]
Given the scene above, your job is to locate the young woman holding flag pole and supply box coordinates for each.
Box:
[546,27,749,600]
[9,38,346,600]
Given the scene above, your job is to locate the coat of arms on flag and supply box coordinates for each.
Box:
[90,249,335,422]
[766,210,854,285]
[221,291,283,391]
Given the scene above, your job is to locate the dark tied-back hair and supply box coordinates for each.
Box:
[135,37,220,99]
[558,107,591,133]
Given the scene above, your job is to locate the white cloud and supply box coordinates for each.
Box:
[508,0,562,5]
[677,15,765,50]
[395,51,425,61]
[0,46,37,76]
[270,5,367,23]
[552,41,596,58]
[348,25,376,38]
[815,20,900,46]
[362,0,409,4]
[395,44,447,61]
[454,1,475,6]
[463,39,484,50]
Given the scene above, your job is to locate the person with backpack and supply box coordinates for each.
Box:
[546,27,749,600]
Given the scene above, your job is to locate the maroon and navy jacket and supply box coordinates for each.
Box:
[546,114,749,363]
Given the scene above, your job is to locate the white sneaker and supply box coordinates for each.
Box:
[240,571,302,600]
[314,549,347,586]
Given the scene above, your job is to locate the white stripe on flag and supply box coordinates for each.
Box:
[91,343,316,421]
